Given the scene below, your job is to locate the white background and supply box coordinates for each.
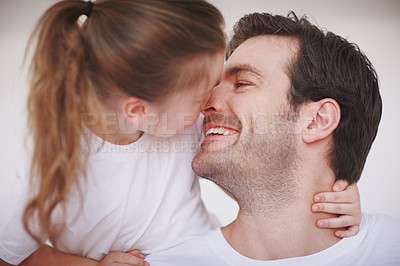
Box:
[0,0,399,227]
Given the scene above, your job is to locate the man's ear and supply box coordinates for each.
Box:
[303,98,341,144]
[123,97,148,127]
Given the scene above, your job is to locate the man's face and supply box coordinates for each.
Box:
[192,35,301,214]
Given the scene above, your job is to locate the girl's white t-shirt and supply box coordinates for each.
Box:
[0,120,211,264]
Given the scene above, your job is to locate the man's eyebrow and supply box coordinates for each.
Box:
[225,64,263,78]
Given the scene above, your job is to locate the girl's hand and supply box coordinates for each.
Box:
[312,180,361,238]
[98,250,149,266]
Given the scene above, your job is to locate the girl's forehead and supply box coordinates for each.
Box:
[179,51,224,93]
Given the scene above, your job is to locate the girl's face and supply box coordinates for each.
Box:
[143,52,224,137]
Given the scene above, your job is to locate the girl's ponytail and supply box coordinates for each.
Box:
[24,0,98,242]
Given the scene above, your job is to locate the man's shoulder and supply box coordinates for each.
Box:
[350,213,400,264]
[362,213,400,231]
[361,213,400,241]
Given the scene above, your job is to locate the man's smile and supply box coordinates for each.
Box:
[201,118,241,152]
[204,124,239,137]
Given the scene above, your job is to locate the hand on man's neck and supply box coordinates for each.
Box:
[221,169,341,261]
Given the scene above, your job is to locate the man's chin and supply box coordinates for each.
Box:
[192,145,230,179]
[199,137,236,153]
[192,148,216,178]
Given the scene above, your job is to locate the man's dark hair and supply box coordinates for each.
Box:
[227,12,382,183]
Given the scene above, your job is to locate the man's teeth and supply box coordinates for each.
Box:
[206,127,230,136]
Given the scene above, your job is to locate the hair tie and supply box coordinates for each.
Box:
[84,1,94,18]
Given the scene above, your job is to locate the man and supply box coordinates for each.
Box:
[146,12,400,265]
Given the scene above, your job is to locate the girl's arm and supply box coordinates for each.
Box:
[0,259,12,266]
[312,180,361,238]
[19,245,97,266]
[19,245,149,266]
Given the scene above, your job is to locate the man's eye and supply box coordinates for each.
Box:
[234,82,251,89]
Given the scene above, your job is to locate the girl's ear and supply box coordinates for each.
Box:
[123,97,148,127]
[303,98,341,144]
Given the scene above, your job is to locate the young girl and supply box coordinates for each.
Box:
[0,0,361,265]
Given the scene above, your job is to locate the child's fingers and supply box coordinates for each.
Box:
[316,215,359,229]
[334,225,360,238]
[314,188,359,203]
[128,250,146,260]
[314,191,349,203]
[112,263,148,266]
[332,179,350,192]
[312,203,358,215]
[100,252,149,266]
[115,253,149,266]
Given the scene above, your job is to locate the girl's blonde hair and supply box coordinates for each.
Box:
[24,0,225,242]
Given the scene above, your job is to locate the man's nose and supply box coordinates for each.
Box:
[201,84,228,115]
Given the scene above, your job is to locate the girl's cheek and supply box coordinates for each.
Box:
[182,110,201,130]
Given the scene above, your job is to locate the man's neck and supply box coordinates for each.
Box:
[222,186,341,260]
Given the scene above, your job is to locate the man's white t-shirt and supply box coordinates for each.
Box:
[0,121,211,264]
[146,213,400,266]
